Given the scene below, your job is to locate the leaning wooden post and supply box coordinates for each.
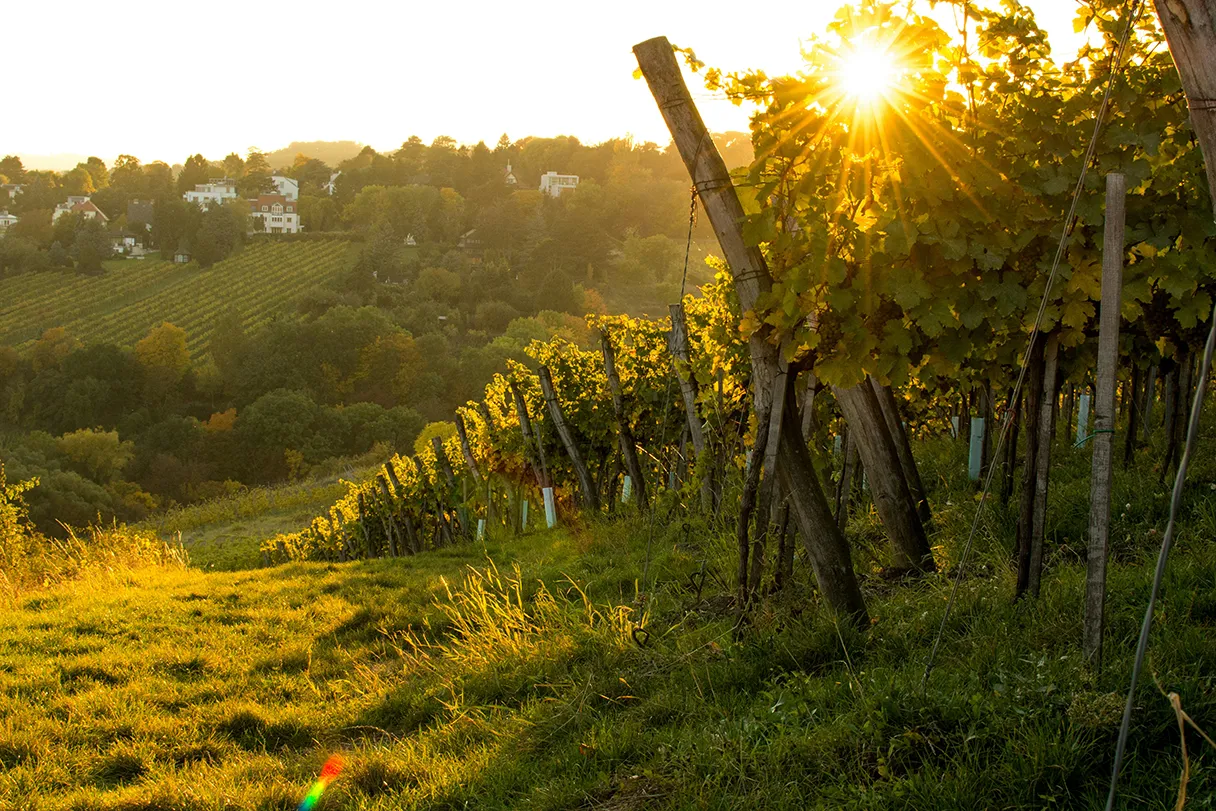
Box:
[430,436,468,539]
[509,380,548,489]
[538,365,601,512]
[1028,331,1062,599]
[635,35,867,625]
[669,303,714,512]
[834,379,935,574]
[600,331,649,509]
[870,377,931,524]
[454,413,482,485]
[1084,173,1126,669]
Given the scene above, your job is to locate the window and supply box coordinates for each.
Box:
[262,205,268,211]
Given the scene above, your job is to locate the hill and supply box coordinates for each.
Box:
[2,436,1212,809]
[265,141,368,170]
[0,240,356,357]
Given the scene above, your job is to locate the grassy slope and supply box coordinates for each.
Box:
[139,476,359,571]
[2,438,1215,810]
[0,241,355,356]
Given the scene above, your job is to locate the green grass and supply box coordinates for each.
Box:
[0,241,355,356]
[139,475,362,571]
[1,432,1214,809]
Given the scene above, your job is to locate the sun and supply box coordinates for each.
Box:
[836,43,900,104]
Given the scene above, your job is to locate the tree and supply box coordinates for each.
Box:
[31,328,81,373]
[300,195,340,232]
[73,218,112,275]
[61,167,95,196]
[56,428,134,483]
[239,147,275,196]
[222,152,246,179]
[82,157,109,189]
[135,322,190,402]
[177,154,212,194]
[194,201,247,268]
[110,155,145,193]
[0,156,26,184]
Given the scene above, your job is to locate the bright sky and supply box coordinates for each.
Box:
[6,0,1089,169]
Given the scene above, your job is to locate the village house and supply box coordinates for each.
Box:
[184,179,238,208]
[539,171,578,197]
[250,193,301,234]
[271,175,299,201]
[0,211,18,232]
[52,196,109,222]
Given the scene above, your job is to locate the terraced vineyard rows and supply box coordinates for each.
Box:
[0,240,355,357]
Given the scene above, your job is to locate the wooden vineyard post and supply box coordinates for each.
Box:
[1029,331,1062,599]
[870,378,931,524]
[455,412,493,535]
[635,36,866,625]
[376,474,398,557]
[600,332,649,509]
[1084,172,1125,669]
[750,352,790,595]
[669,303,714,512]
[430,437,468,540]
[453,414,482,484]
[1017,338,1046,598]
[538,365,601,512]
[833,380,935,574]
[509,380,549,490]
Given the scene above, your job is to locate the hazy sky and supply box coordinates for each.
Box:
[7,0,1090,168]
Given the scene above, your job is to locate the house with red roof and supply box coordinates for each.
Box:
[52,196,109,223]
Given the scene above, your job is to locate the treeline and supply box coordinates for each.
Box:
[0,299,593,534]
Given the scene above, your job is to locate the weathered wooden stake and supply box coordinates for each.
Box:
[1029,332,1062,599]
[635,36,866,624]
[454,413,482,484]
[834,379,935,573]
[601,332,649,509]
[538,365,601,512]
[510,380,548,488]
[669,303,714,512]
[871,378,931,524]
[1084,172,1125,669]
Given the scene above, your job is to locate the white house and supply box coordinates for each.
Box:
[250,193,301,234]
[52,197,109,222]
[271,175,299,201]
[0,211,18,232]
[184,179,238,208]
[539,171,579,197]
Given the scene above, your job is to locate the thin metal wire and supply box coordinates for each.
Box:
[642,190,701,594]
[921,0,1146,689]
[1105,302,1216,810]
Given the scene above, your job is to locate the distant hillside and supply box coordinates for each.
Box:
[0,240,356,357]
[265,141,367,170]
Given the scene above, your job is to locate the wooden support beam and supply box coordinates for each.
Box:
[1084,172,1126,669]
[538,365,601,512]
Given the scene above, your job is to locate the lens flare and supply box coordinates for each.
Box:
[837,43,899,103]
[298,754,344,811]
